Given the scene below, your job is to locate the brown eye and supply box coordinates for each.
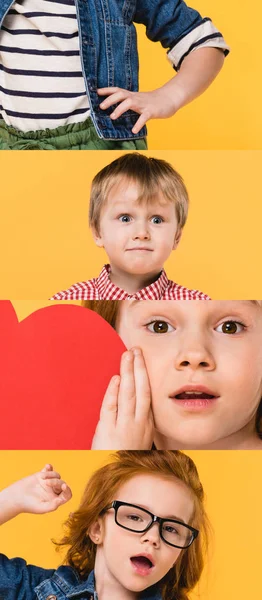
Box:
[147,320,170,333]
[222,321,237,334]
[217,321,243,334]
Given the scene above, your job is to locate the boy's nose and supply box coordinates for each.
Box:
[132,222,150,240]
[174,335,215,371]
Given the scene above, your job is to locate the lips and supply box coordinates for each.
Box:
[130,554,154,576]
[126,247,153,252]
[170,385,218,401]
[169,385,219,410]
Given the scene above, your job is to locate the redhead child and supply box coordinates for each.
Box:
[83,300,262,450]
[0,0,229,150]
[0,451,209,600]
[51,153,209,300]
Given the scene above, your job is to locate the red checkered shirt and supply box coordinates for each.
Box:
[51,265,210,301]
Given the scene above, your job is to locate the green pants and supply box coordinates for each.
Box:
[0,117,147,150]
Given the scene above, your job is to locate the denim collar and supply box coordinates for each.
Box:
[55,569,162,599]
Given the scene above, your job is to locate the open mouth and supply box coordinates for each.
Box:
[175,391,216,400]
[170,387,219,408]
[130,555,154,575]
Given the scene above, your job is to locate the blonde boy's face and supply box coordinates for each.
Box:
[93,474,193,594]
[92,178,180,279]
[117,301,262,448]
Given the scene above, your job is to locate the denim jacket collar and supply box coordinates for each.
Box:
[36,568,162,600]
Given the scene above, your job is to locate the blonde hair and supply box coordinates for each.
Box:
[89,153,189,234]
[82,300,262,439]
[57,451,210,600]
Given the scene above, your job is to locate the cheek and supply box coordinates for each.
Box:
[221,346,262,395]
[119,326,151,351]
[142,344,171,395]
[161,547,182,574]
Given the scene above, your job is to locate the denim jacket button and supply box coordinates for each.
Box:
[46,596,57,600]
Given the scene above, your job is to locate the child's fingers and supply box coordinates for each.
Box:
[58,482,72,502]
[117,350,136,420]
[132,112,148,134]
[133,348,152,421]
[97,87,122,95]
[41,469,61,481]
[110,98,133,120]
[47,484,72,511]
[99,90,127,109]
[41,464,53,473]
[44,478,65,493]
[99,374,120,425]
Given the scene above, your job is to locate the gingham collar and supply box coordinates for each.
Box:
[96,264,169,300]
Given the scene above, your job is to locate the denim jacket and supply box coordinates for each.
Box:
[0,555,163,600]
[0,0,229,139]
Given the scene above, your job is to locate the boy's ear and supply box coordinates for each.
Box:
[173,229,182,250]
[88,518,104,545]
[91,226,104,249]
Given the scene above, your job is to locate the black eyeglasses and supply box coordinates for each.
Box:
[104,501,199,549]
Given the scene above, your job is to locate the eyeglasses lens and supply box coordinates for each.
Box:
[116,505,192,548]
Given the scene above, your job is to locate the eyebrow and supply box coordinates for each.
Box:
[134,503,187,523]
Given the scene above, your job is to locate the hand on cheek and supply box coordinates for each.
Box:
[91,348,154,449]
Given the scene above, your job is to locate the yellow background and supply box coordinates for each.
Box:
[137,0,262,149]
[1,150,261,299]
[0,450,260,600]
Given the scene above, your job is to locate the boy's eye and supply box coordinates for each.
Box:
[215,320,245,334]
[146,320,175,334]
[150,215,164,224]
[118,214,132,223]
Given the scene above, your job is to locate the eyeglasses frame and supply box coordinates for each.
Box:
[104,500,199,549]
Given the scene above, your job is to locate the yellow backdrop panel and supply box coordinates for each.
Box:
[137,0,262,149]
[1,151,261,299]
[0,450,260,600]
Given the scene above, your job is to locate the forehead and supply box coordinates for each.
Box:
[118,300,262,323]
[105,176,172,208]
[115,473,193,522]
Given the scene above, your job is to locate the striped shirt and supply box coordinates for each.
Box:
[0,0,90,131]
[167,18,230,70]
[51,264,210,301]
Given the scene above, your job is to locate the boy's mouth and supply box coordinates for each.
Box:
[126,247,153,252]
[170,386,219,408]
[130,554,155,576]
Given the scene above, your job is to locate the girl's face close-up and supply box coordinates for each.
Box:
[117,301,262,449]
[92,474,194,596]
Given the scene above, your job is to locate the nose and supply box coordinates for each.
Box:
[132,219,150,240]
[140,522,161,547]
[174,333,215,371]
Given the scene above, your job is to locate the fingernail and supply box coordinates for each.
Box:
[100,102,105,107]
[111,112,116,119]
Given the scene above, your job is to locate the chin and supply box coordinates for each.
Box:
[157,422,228,449]
[123,579,151,593]
[125,258,154,269]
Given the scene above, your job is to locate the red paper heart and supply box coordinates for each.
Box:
[0,301,126,449]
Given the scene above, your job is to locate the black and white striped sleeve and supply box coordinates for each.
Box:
[167,17,230,71]
[134,1,230,72]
